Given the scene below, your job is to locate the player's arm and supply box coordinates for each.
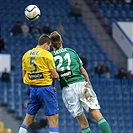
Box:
[74,51,91,85]
[47,53,60,80]
[22,55,26,79]
[50,69,60,81]
[22,70,26,78]
[80,66,91,85]
[50,71,59,94]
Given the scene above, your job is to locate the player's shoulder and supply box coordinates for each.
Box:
[46,49,52,55]
[22,49,32,58]
[44,50,53,58]
[66,48,78,55]
[51,48,77,56]
[66,48,76,52]
[51,50,54,55]
[51,48,67,55]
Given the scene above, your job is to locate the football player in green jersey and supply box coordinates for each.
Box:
[50,31,112,133]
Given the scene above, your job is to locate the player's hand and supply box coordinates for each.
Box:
[85,82,92,88]
[53,87,56,94]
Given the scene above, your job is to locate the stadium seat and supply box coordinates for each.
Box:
[123,4,131,11]
[4,128,12,133]
[101,17,110,27]
[100,3,107,11]
[129,11,133,19]
[121,11,127,19]
[0,82,11,105]
[91,2,99,12]
[113,10,119,19]
[0,121,4,129]
[108,3,115,11]
[0,129,4,133]
[105,10,112,18]
[116,4,123,12]
[86,0,94,6]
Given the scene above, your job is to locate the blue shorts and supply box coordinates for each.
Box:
[26,85,59,116]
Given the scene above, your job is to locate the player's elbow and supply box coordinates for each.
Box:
[51,69,59,80]
[53,74,59,80]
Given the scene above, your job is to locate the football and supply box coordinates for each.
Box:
[24,5,41,21]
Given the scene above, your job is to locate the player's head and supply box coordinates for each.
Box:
[50,31,63,50]
[38,34,51,50]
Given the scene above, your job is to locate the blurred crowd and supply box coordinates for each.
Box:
[0,35,6,52]
[80,55,133,80]
[10,21,65,38]
[0,68,10,82]
[93,63,133,79]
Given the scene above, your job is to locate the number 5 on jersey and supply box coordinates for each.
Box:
[30,57,37,72]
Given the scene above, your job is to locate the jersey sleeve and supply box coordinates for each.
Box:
[22,54,26,70]
[69,48,83,67]
[46,52,56,70]
[78,57,83,67]
[76,53,83,67]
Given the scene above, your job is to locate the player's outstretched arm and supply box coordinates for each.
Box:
[80,67,91,85]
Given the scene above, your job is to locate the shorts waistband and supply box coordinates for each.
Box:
[29,85,52,87]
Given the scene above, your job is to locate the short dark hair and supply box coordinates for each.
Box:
[50,31,62,50]
[38,34,51,45]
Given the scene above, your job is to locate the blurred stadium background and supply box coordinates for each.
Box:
[0,0,133,133]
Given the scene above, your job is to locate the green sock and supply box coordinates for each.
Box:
[82,127,93,133]
[98,118,112,133]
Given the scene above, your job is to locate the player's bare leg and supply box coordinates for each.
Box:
[90,108,112,133]
[47,114,59,133]
[89,109,103,121]
[47,114,59,127]
[18,114,35,133]
[76,112,92,133]
[76,112,88,128]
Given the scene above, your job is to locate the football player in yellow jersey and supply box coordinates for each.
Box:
[19,34,60,133]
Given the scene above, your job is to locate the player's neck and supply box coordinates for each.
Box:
[54,46,62,51]
[36,45,45,49]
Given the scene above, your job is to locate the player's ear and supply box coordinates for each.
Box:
[43,42,48,47]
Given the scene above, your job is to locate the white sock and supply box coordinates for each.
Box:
[49,127,59,133]
[19,127,27,133]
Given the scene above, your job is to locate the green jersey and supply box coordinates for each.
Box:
[51,48,86,88]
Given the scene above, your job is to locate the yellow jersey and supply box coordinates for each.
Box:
[22,48,56,86]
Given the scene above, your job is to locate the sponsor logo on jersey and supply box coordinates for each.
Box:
[28,50,39,56]
[28,72,44,80]
[60,70,72,78]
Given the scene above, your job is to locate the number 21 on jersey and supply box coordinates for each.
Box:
[54,53,71,72]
